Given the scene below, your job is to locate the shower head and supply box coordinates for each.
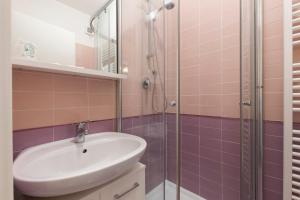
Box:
[148,0,175,21]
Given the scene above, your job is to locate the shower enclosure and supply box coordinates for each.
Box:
[118,0,264,199]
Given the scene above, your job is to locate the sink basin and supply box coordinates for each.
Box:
[13,132,147,197]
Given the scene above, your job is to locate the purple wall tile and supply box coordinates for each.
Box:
[222,164,240,179]
[200,177,222,195]
[122,117,133,130]
[13,119,116,154]
[265,135,283,150]
[182,133,199,154]
[222,141,240,155]
[53,124,76,141]
[222,129,240,143]
[132,116,148,127]
[264,189,282,200]
[200,157,221,172]
[200,165,222,183]
[264,148,283,164]
[199,116,222,128]
[13,113,284,199]
[264,176,283,193]
[181,123,199,135]
[222,152,240,167]
[13,127,53,152]
[223,175,240,191]
[264,121,283,137]
[148,161,164,190]
[182,152,199,174]
[181,114,199,125]
[200,126,221,140]
[181,170,200,194]
[223,186,240,200]
[200,138,221,151]
[200,186,222,200]
[89,119,115,133]
[264,162,283,179]
[222,118,240,131]
[123,114,165,192]
[200,147,221,162]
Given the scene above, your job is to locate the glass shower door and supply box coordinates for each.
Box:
[120,0,180,199]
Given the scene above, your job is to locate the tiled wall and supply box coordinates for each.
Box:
[122,114,164,193]
[165,0,241,199]
[13,119,115,158]
[167,114,240,200]
[121,0,165,117]
[120,0,167,195]
[174,0,240,118]
[164,114,284,200]
[13,69,116,130]
[12,68,117,159]
[264,0,283,122]
[163,0,284,199]
[263,0,283,199]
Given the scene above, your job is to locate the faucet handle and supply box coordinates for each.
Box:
[76,121,89,131]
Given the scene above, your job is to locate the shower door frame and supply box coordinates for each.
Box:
[175,0,181,199]
[240,0,264,199]
[116,0,122,132]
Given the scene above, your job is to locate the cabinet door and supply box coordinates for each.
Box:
[101,170,145,200]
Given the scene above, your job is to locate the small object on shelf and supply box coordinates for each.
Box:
[23,42,36,58]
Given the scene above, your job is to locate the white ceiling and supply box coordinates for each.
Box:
[56,0,108,15]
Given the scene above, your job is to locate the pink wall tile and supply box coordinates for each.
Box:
[88,94,115,107]
[13,70,53,92]
[54,107,89,125]
[54,75,87,93]
[13,92,53,110]
[13,69,116,130]
[13,110,54,130]
[76,43,97,69]
[54,93,88,108]
[180,0,200,30]
[89,106,116,121]
[88,78,116,94]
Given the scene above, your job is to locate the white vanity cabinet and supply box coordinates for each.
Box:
[24,163,145,200]
[100,164,145,200]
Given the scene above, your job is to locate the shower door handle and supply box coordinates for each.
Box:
[169,100,176,107]
[241,101,251,106]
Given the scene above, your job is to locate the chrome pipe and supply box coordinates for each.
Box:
[116,0,122,132]
[176,0,181,199]
[88,0,116,33]
[255,0,264,198]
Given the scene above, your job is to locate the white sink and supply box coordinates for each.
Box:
[13,132,147,197]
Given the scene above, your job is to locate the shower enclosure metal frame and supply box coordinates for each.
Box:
[116,0,122,132]
[240,0,264,199]
[175,0,181,199]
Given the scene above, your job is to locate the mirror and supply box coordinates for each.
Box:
[11,0,120,74]
[93,0,117,73]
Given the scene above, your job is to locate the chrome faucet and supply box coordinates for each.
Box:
[74,122,88,143]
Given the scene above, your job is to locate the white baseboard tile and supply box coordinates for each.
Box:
[146,180,206,200]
